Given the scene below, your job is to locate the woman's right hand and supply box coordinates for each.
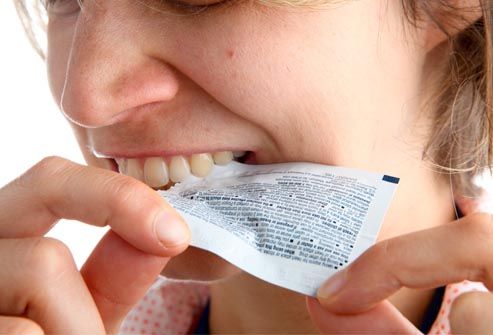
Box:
[0,156,190,334]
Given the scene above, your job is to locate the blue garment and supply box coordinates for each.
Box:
[419,286,445,332]
[193,299,210,335]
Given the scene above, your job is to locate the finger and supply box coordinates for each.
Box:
[0,316,44,335]
[317,213,493,313]
[306,297,419,334]
[81,230,169,334]
[450,291,493,334]
[0,237,105,334]
[0,156,189,256]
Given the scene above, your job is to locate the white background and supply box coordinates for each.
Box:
[0,0,107,268]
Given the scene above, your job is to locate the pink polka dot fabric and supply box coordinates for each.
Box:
[119,276,209,335]
[428,280,488,335]
[118,277,487,335]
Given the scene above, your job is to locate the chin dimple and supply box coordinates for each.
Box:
[116,151,247,190]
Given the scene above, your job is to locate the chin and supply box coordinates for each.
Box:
[161,246,242,281]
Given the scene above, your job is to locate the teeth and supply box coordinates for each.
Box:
[169,156,191,182]
[126,158,144,181]
[117,150,247,189]
[190,153,214,178]
[144,157,169,188]
[213,151,234,165]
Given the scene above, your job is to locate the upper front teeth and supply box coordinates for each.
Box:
[190,153,214,177]
[169,156,191,183]
[117,150,245,189]
[127,158,145,182]
[144,157,169,188]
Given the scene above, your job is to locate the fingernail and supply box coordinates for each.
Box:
[154,210,190,248]
[317,269,347,301]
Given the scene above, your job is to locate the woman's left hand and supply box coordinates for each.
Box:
[306,212,493,334]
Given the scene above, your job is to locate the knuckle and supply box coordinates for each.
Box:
[372,239,396,267]
[351,239,401,289]
[18,156,72,191]
[25,237,76,284]
[24,157,81,217]
[368,239,401,287]
[32,156,71,178]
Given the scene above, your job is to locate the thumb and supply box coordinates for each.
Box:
[306,297,420,334]
[81,230,171,334]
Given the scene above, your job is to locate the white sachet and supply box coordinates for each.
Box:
[158,161,399,296]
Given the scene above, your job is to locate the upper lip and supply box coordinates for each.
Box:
[92,147,254,159]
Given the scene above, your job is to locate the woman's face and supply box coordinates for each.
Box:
[46,0,446,280]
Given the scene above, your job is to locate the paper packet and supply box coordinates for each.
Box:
[158,161,399,296]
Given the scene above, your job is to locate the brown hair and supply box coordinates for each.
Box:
[407,0,493,197]
[14,0,493,197]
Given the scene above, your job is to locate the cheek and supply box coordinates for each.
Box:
[163,4,395,163]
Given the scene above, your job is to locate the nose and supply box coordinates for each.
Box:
[59,1,180,128]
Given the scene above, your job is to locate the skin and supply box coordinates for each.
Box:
[0,0,491,333]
